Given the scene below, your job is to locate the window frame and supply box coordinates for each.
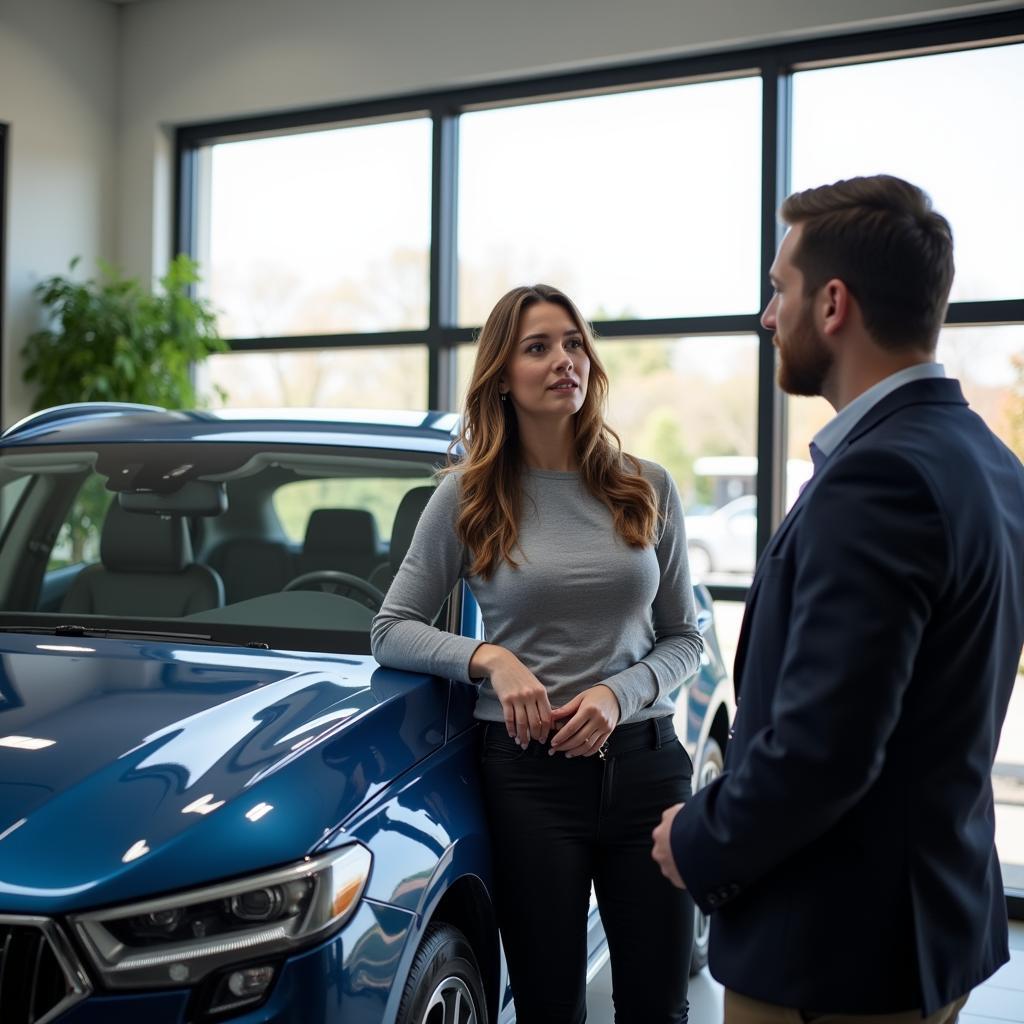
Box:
[176,11,1024,606]
[176,11,1024,911]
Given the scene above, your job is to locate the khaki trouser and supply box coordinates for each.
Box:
[724,989,969,1024]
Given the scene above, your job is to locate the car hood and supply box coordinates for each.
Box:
[0,634,447,913]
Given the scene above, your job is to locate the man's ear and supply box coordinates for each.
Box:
[818,278,852,338]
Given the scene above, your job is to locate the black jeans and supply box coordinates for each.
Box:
[480,717,694,1024]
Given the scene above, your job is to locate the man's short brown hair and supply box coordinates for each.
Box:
[781,175,954,351]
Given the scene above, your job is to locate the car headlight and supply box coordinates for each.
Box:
[71,844,372,990]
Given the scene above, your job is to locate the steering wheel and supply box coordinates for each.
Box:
[282,571,386,611]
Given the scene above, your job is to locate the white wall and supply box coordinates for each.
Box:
[0,0,118,427]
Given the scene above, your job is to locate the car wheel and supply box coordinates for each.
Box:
[397,922,488,1024]
[689,736,725,976]
[686,542,713,581]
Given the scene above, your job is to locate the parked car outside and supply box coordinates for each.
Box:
[685,459,813,580]
[685,494,757,579]
[0,403,733,1023]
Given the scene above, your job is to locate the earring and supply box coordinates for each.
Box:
[500,392,508,402]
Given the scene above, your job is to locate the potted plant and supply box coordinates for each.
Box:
[22,254,228,411]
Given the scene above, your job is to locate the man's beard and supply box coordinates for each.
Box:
[776,307,832,397]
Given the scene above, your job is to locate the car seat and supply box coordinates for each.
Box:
[295,508,382,581]
[368,486,435,592]
[60,502,224,617]
[207,538,295,603]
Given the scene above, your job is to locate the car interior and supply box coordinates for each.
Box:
[0,444,443,647]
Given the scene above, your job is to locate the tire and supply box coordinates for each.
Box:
[689,736,725,976]
[397,922,488,1024]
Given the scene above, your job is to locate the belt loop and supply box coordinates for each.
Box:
[652,718,662,751]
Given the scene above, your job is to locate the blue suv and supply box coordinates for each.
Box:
[0,403,732,1023]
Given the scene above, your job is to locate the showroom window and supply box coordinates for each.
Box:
[791,42,1024,306]
[178,17,1024,543]
[194,117,432,339]
[195,346,428,411]
[937,326,1024,454]
[457,78,762,326]
[178,10,1024,906]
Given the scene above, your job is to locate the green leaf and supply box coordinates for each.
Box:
[23,254,228,411]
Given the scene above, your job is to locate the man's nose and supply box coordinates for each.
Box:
[761,296,777,331]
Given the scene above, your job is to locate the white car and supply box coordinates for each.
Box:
[685,494,757,578]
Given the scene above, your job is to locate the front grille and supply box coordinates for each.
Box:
[0,917,91,1024]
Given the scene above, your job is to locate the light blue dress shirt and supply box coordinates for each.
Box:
[811,362,948,461]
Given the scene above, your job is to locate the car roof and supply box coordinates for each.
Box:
[0,403,461,454]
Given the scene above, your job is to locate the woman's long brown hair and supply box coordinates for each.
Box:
[446,284,658,579]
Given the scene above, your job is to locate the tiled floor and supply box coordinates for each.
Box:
[585,922,1024,1023]
[586,956,723,1022]
[963,922,1024,1023]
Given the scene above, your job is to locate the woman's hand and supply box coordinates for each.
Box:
[548,684,620,758]
[471,643,552,746]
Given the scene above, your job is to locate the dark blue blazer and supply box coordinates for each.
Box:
[671,377,1024,1014]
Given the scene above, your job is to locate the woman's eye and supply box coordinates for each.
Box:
[569,338,584,349]
[527,343,545,354]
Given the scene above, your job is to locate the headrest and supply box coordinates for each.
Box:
[303,508,378,555]
[100,502,193,573]
[390,487,434,570]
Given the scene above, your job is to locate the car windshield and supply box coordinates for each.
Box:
[0,442,443,653]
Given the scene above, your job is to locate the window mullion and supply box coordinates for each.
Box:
[755,59,791,561]
[429,108,459,411]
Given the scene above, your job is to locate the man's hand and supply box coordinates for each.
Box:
[548,684,620,757]
[652,803,686,889]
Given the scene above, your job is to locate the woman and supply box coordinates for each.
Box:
[371,284,703,1023]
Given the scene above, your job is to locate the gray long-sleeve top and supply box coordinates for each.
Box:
[370,460,704,724]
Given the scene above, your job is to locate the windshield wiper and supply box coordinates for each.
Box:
[0,623,270,649]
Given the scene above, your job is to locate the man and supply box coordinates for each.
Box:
[652,174,1024,1022]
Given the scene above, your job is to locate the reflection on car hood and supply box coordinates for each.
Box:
[0,634,446,913]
